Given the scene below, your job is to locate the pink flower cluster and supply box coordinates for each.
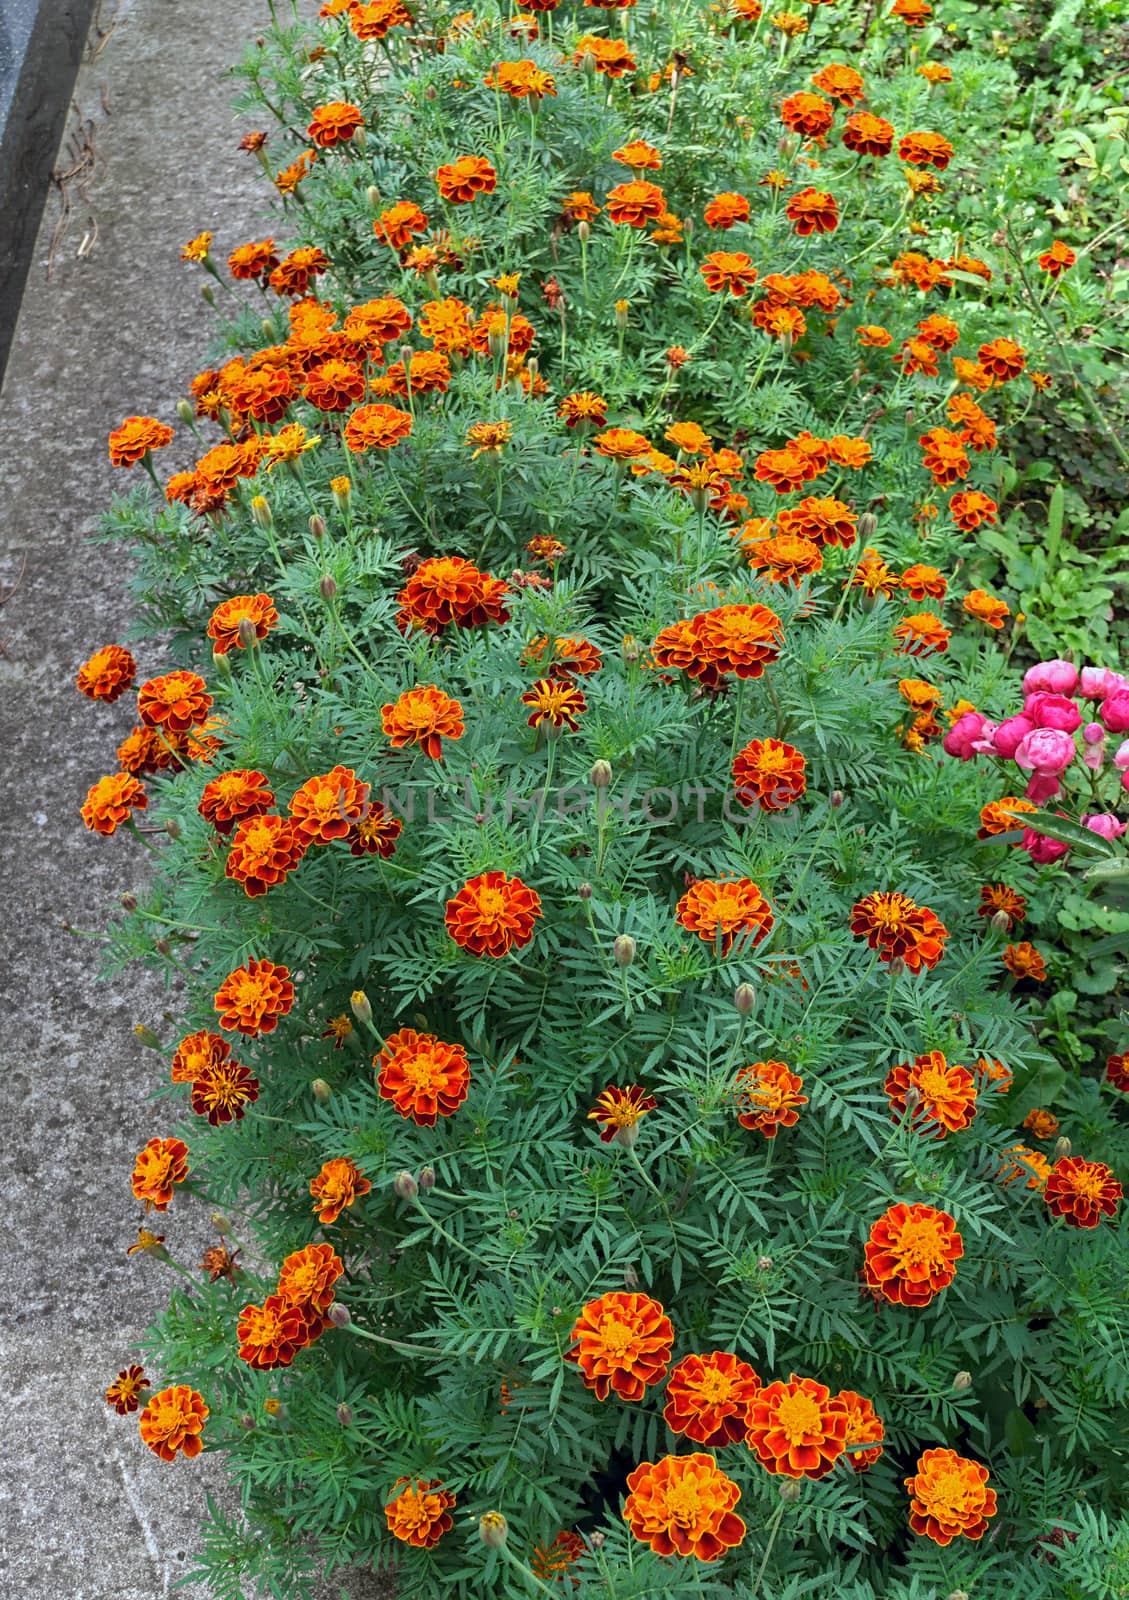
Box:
[944,659,1128,864]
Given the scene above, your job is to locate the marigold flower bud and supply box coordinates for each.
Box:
[757,1255,773,1271]
[175,399,193,426]
[590,760,613,789]
[830,789,845,808]
[308,513,327,541]
[953,1371,972,1392]
[623,1263,639,1289]
[488,327,507,360]
[578,882,592,900]
[366,185,381,211]
[261,317,277,343]
[734,982,756,1016]
[589,1531,605,1549]
[327,1302,351,1327]
[336,1402,353,1426]
[351,124,367,152]
[578,218,591,243]
[991,909,1010,933]
[320,574,338,601]
[888,957,906,977]
[311,1078,331,1103]
[622,634,640,664]
[945,1592,970,1600]
[210,1212,231,1234]
[238,1413,256,1431]
[614,935,636,968]
[478,1513,508,1549]
[237,617,258,651]
[350,990,373,1024]
[1053,1136,1071,1161]
[251,495,273,531]
[212,647,231,677]
[394,1170,419,1200]
[201,284,216,307]
[903,1085,923,1111]
[778,1479,802,1502]
[155,939,171,956]
[133,1023,160,1048]
[526,357,539,383]
[121,893,138,912]
[615,300,630,330]
[857,512,878,540]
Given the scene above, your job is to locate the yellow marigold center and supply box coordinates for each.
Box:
[753,746,790,775]
[694,1369,737,1405]
[475,888,508,917]
[663,1480,704,1524]
[774,1390,823,1442]
[597,1317,637,1359]
[891,1218,947,1270]
[242,820,278,855]
[215,773,252,799]
[916,1064,956,1102]
[401,1049,446,1091]
[920,1468,971,1514]
[283,1263,319,1299]
[1068,1169,1106,1201]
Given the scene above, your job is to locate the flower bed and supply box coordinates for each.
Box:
[84,1,1126,1595]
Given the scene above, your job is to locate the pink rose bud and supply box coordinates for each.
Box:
[1080,666,1126,699]
[1022,825,1070,865]
[942,710,986,760]
[1100,689,1129,732]
[991,715,1034,759]
[1024,772,1062,804]
[1022,659,1079,697]
[1083,722,1105,744]
[1023,692,1082,734]
[1083,813,1127,841]
[1014,728,1076,776]
[1082,739,1105,772]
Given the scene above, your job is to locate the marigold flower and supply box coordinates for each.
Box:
[377,351,452,398]
[530,1532,586,1581]
[700,251,758,297]
[1023,1108,1059,1142]
[918,60,951,82]
[918,426,970,487]
[892,0,932,21]
[465,419,513,459]
[236,1295,314,1368]
[676,878,774,955]
[570,1291,673,1402]
[978,882,1026,929]
[435,154,496,203]
[864,1202,963,1306]
[190,1058,260,1124]
[385,1479,456,1549]
[228,238,280,280]
[522,677,587,732]
[376,1027,472,1124]
[77,644,136,704]
[1044,1156,1122,1228]
[733,1060,807,1137]
[838,1390,885,1471]
[1038,239,1076,277]
[899,565,946,602]
[349,0,412,39]
[274,149,316,195]
[308,100,362,147]
[811,62,864,104]
[138,1385,208,1461]
[998,1143,1051,1189]
[746,1375,848,1478]
[948,490,997,531]
[260,424,319,469]
[269,246,330,299]
[445,870,542,957]
[843,111,894,157]
[81,772,147,836]
[344,294,412,349]
[310,1157,371,1224]
[106,1364,151,1415]
[288,766,369,843]
[894,612,951,657]
[200,1245,240,1283]
[198,769,274,834]
[593,427,652,463]
[214,959,294,1036]
[732,738,806,811]
[373,200,429,250]
[606,180,666,227]
[743,530,823,585]
[557,391,607,430]
[171,1030,228,1085]
[277,1242,343,1315]
[1106,1052,1129,1093]
[226,364,294,422]
[137,671,212,736]
[588,1084,657,1145]
[347,807,404,859]
[754,444,821,492]
[699,602,785,679]
[342,402,413,452]
[108,415,174,467]
[207,594,278,656]
[563,190,601,223]
[963,588,1010,629]
[906,1449,997,1544]
[898,130,954,168]
[978,337,1026,382]
[397,555,511,634]
[703,191,750,229]
[181,231,212,263]
[662,1351,761,1447]
[623,1453,745,1561]
[856,324,893,348]
[485,58,557,98]
[382,684,464,760]
[131,1137,190,1213]
[781,91,833,139]
[785,188,839,235]
[850,548,899,599]
[850,890,949,971]
[977,796,1036,839]
[573,34,636,75]
[885,1051,977,1136]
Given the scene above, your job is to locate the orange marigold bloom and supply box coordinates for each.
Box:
[894,612,951,657]
[918,60,951,82]
[445,870,542,957]
[138,1386,208,1462]
[207,593,278,655]
[663,1352,761,1447]
[918,426,970,487]
[214,958,295,1036]
[949,490,997,531]
[885,1050,977,1136]
[343,294,412,350]
[594,427,652,462]
[558,390,607,429]
[856,324,892,348]
[224,814,306,897]
[733,1059,807,1137]
[898,130,954,168]
[1039,239,1076,277]
[892,0,932,21]
[382,684,464,760]
[828,433,872,469]
[850,890,949,971]
[181,231,212,263]
[227,238,280,280]
[864,1202,963,1306]
[170,1029,229,1085]
[978,796,1036,839]
[811,62,865,105]
[377,351,452,397]
[785,188,839,235]
[310,1157,372,1224]
[435,154,496,203]
[781,91,834,139]
[588,1084,657,1146]
[277,1242,343,1314]
[700,251,758,296]
[704,191,750,229]
[743,530,823,586]
[849,548,899,599]
[838,1390,885,1471]
[348,806,404,858]
[947,393,998,452]
[226,364,294,421]
[343,402,413,452]
[236,1295,313,1368]
[397,555,510,635]
[373,200,429,250]
[606,180,666,227]
[308,100,363,147]
[349,0,412,39]
[676,877,774,955]
[998,1143,1051,1190]
[843,111,894,157]
[269,246,330,299]
[465,419,513,459]
[288,765,369,843]
[190,1058,260,1125]
[303,358,365,412]
[573,34,636,75]
[563,190,601,223]
[522,677,587,732]
[665,421,712,457]
[897,337,941,378]
[376,1026,471,1124]
[137,671,212,736]
[108,415,174,467]
[385,1479,456,1549]
[613,139,661,171]
[485,59,557,98]
[900,564,947,601]
[906,1449,997,1545]
[82,772,147,836]
[77,644,136,703]
[732,738,806,811]
[696,602,784,679]
[977,337,1026,382]
[979,882,1026,929]
[1045,1156,1122,1228]
[1024,1108,1059,1140]
[963,588,1010,629]
[530,1532,586,1582]
[199,768,274,834]
[131,1137,190,1213]
[898,678,943,715]
[1105,1052,1129,1093]
[570,1291,673,1402]
[523,635,603,680]
[746,1375,848,1479]
[623,1453,745,1562]
[752,446,814,494]
[106,1364,151,1414]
